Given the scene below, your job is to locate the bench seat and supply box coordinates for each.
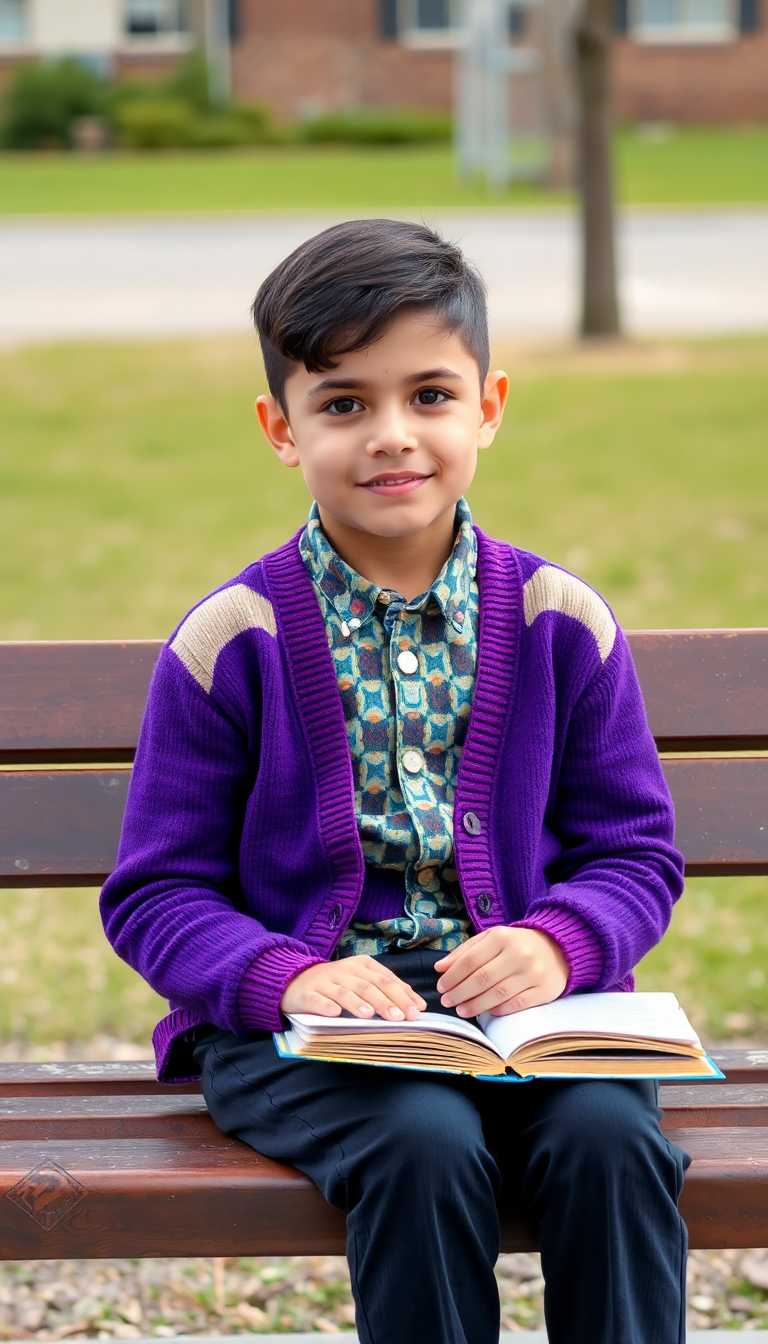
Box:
[2,1057,768,1258]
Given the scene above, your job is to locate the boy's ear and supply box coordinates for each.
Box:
[256,394,300,468]
[477,370,509,451]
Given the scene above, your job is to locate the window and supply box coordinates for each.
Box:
[0,0,27,41]
[124,0,188,36]
[395,0,463,46]
[633,0,735,39]
[416,0,451,27]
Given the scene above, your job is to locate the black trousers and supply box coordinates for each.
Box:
[194,950,690,1344]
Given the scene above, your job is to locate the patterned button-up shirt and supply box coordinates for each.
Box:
[299,498,479,958]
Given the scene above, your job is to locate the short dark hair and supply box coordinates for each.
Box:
[251,218,489,412]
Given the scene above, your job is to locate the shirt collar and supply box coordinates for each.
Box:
[299,498,476,635]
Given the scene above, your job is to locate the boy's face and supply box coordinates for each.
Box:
[257,310,507,544]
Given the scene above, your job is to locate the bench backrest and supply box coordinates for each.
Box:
[1,631,767,887]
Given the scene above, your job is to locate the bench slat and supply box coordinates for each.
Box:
[0,641,161,765]
[627,629,768,752]
[0,1095,212,1141]
[3,1085,767,1137]
[3,758,766,887]
[0,1052,763,1096]
[0,770,130,886]
[0,1126,766,1256]
[0,1061,201,1096]
[0,1136,348,1258]
[660,1084,768,1127]
[662,757,768,876]
[2,632,767,766]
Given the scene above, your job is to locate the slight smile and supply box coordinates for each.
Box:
[358,472,433,496]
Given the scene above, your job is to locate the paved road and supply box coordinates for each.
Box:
[2,209,767,345]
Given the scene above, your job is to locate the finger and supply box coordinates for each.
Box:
[356,959,427,1010]
[335,985,386,1018]
[298,991,343,1017]
[440,951,512,1008]
[372,971,426,1014]
[355,982,420,1021]
[435,931,496,993]
[449,963,532,1016]
[488,984,557,1016]
[457,979,551,1018]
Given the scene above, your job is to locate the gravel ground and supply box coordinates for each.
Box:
[1,1248,768,1337]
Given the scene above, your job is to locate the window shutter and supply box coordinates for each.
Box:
[739,0,759,30]
[380,0,398,38]
[614,0,630,31]
[228,0,241,42]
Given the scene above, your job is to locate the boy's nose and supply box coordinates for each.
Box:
[365,410,418,455]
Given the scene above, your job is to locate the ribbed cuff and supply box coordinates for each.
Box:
[237,944,326,1032]
[514,905,604,993]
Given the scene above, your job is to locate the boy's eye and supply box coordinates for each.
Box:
[414,388,449,406]
[326,397,362,416]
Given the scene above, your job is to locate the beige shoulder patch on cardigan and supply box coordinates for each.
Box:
[523,565,616,663]
[170,584,277,692]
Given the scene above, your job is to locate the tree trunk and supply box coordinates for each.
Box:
[574,0,621,336]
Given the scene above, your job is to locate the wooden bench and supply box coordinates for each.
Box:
[1,630,767,1259]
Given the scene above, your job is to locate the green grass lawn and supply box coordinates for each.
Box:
[1,333,766,1048]
[0,126,766,215]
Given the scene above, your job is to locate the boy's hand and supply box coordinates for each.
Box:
[435,927,568,1018]
[280,955,427,1022]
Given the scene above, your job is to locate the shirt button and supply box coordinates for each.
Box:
[477,893,492,914]
[462,811,482,836]
[378,591,392,605]
[401,749,424,775]
[327,903,343,930]
[396,649,419,675]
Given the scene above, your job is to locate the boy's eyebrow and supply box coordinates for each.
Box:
[307,367,464,399]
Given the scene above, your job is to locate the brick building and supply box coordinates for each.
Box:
[0,0,765,123]
[229,0,768,125]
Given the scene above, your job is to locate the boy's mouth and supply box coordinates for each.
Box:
[359,472,432,497]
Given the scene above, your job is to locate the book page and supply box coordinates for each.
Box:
[287,1009,505,1057]
[479,993,701,1063]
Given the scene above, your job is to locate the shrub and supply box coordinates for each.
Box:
[187,116,245,148]
[233,102,282,145]
[114,98,192,150]
[164,49,213,114]
[299,106,452,146]
[0,57,106,150]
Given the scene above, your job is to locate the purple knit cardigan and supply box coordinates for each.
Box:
[100,528,684,1082]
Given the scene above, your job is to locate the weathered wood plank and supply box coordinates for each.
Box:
[1,1126,767,1256]
[1,632,766,766]
[627,629,768,752]
[0,1061,200,1096]
[3,757,766,887]
[0,770,130,886]
[0,1096,212,1142]
[661,1084,768,1128]
[0,641,161,765]
[662,757,768,876]
[0,1050,762,1098]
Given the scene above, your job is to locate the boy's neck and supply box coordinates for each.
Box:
[317,504,459,602]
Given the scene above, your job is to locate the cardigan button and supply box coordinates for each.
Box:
[462,811,482,836]
[477,893,492,914]
[327,904,343,930]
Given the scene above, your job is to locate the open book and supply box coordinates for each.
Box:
[275,992,722,1081]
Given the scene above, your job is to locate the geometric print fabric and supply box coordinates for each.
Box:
[299,499,479,958]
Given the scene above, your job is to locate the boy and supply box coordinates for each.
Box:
[101,219,689,1344]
